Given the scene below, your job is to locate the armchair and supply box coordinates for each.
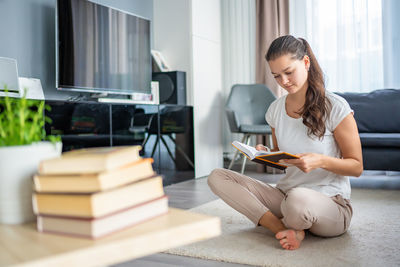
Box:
[226,84,276,173]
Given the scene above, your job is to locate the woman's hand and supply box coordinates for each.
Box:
[255,144,270,152]
[279,153,325,173]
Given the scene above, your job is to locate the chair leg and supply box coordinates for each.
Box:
[228,134,248,170]
[141,133,151,148]
[266,133,276,174]
[240,134,251,174]
[160,135,178,165]
[267,133,273,149]
[150,136,159,158]
[166,134,194,169]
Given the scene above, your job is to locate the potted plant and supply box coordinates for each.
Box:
[0,90,62,224]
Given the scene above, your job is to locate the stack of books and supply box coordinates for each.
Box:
[32,146,168,239]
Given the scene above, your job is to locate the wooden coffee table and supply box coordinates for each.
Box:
[0,208,220,266]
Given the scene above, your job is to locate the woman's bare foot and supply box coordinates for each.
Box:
[275,229,305,250]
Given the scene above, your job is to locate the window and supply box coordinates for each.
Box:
[290,0,384,92]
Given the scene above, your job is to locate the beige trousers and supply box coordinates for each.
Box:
[208,168,353,237]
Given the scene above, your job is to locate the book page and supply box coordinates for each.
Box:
[232,141,269,159]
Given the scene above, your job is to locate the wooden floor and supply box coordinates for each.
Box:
[114,175,250,267]
[114,164,400,267]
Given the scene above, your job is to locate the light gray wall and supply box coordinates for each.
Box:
[0,0,153,100]
[153,0,224,177]
[153,0,192,104]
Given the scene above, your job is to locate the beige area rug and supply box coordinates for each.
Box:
[165,189,400,267]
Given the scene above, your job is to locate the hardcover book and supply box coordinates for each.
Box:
[33,176,164,218]
[232,141,299,170]
[34,158,155,193]
[36,196,169,239]
[38,146,142,175]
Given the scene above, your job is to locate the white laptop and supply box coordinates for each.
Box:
[0,57,21,97]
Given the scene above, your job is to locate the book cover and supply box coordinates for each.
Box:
[32,176,164,218]
[39,146,142,175]
[232,141,299,170]
[36,196,169,239]
[34,158,155,193]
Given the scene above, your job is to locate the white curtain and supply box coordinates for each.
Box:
[221,0,256,156]
[382,0,400,89]
[289,0,384,93]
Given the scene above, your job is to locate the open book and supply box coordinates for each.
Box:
[232,141,299,170]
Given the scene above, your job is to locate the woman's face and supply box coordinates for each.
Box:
[268,54,310,95]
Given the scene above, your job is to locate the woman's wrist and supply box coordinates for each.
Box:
[319,154,362,176]
[319,154,329,169]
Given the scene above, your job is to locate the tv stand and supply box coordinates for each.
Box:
[90,92,109,98]
[97,97,155,105]
[45,100,194,186]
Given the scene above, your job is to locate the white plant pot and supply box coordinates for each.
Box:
[0,141,62,224]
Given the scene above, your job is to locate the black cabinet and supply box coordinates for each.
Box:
[45,100,194,186]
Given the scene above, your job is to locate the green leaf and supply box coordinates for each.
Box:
[0,86,58,146]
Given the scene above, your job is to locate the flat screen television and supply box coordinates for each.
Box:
[56,0,151,95]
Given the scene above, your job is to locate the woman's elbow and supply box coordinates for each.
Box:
[353,161,364,177]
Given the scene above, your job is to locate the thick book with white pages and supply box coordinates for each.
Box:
[36,196,169,239]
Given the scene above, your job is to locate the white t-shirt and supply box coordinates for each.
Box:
[265,91,353,199]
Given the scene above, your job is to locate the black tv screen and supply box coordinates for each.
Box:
[56,0,151,95]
